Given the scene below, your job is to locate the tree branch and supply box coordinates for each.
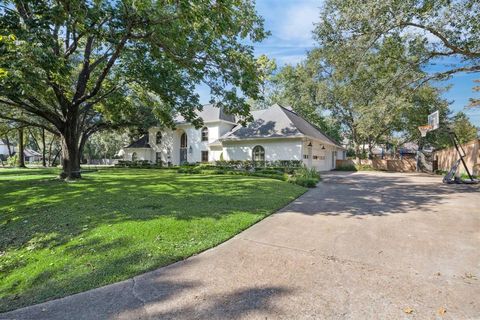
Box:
[403,22,480,58]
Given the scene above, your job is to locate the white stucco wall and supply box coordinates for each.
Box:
[222,139,303,162]
[301,140,346,171]
[147,121,235,165]
[123,148,153,162]
[124,122,344,169]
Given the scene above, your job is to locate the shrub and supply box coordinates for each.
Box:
[294,166,321,180]
[356,164,374,171]
[214,160,302,171]
[289,176,318,188]
[7,155,18,167]
[177,166,201,174]
[335,164,357,171]
[288,166,321,188]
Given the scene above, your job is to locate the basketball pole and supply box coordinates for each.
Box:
[448,131,475,182]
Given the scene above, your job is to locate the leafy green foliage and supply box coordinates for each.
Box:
[269,64,342,142]
[0,0,268,178]
[315,0,480,82]
[469,80,480,108]
[451,112,478,144]
[0,168,305,312]
[288,167,321,188]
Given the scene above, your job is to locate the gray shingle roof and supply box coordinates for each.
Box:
[175,104,235,124]
[221,104,343,148]
[125,135,151,149]
[281,106,342,147]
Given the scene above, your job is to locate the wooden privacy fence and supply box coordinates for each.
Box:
[433,139,480,176]
[336,158,417,172]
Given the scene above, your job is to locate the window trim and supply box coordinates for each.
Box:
[201,127,209,142]
[252,145,265,161]
[201,150,209,163]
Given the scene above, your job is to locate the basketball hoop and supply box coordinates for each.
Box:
[418,125,432,137]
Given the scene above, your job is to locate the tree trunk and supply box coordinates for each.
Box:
[17,127,26,167]
[59,127,82,180]
[48,135,54,166]
[353,140,362,165]
[368,143,374,160]
[41,128,47,167]
[51,149,61,167]
[5,135,12,156]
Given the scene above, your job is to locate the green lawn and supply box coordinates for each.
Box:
[0,168,306,312]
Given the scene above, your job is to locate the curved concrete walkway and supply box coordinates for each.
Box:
[2,171,479,319]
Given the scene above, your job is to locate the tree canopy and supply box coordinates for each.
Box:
[0,0,267,178]
[269,0,479,158]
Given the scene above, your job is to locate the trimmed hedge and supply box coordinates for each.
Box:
[115,160,320,188]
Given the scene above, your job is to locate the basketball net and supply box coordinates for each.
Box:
[418,125,433,137]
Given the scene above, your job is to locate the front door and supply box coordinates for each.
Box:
[180,133,187,164]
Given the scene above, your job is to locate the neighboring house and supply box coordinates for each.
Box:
[122,104,346,170]
[0,139,14,161]
[0,139,42,163]
[23,148,42,163]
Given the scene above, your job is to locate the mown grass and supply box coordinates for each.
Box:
[0,168,306,312]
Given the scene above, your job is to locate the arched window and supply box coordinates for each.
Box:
[252,145,265,161]
[180,132,187,148]
[131,152,137,161]
[201,127,208,142]
[156,131,162,144]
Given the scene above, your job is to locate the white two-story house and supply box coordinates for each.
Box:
[122,104,346,171]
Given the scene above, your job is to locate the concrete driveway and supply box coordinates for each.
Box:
[2,171,479,319]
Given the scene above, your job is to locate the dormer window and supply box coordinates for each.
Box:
[201,127,208,142]
[156,131,162,144]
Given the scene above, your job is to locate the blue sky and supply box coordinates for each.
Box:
[199,0,480,126]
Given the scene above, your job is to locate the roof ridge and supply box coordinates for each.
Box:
[280,107,343,147]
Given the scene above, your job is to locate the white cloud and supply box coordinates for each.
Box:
[276,3,320,45]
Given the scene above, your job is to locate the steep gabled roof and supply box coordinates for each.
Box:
[125,135,151,149]
[220,104,344,148]
[281,106,342,147]
[24,148,41,157]
[175,104,236,124]
[221,105,303,140]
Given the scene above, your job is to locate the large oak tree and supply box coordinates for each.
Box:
[0,0,267,179]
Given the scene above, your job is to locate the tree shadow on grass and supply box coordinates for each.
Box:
[0,240,195,313]
[1,248,292,320]
[0,170,292,252]
[0,169,302,312]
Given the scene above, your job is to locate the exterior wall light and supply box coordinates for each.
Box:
[189,146,193,154]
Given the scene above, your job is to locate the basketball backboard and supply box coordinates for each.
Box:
[428,110,439,130]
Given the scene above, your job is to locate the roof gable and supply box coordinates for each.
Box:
[281,107,341,147]
[175,104,235,124]
[220,104,342,147]
[222,105,302,140]
[125,135,151,149]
